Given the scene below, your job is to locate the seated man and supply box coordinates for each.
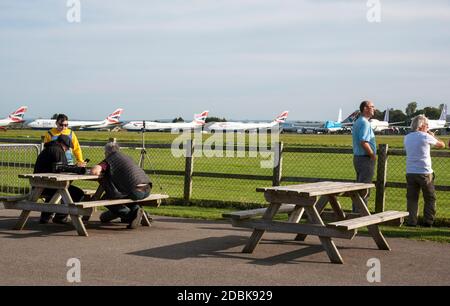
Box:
[34,135,85,224]
[91,142,152,229]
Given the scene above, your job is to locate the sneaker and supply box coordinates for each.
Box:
[100,210,119,223]
[127,208,143,229]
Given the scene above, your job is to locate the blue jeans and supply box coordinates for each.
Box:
[105,187,151,222]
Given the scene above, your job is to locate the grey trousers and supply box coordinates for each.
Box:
[352,156,375,212]
[406,173,436,226]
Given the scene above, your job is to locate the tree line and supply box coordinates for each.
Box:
[373,102,446,124]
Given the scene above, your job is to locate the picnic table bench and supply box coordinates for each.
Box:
[223,181,408,264]
[0,173,168,237]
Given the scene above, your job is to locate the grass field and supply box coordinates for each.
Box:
[1,129,450,236]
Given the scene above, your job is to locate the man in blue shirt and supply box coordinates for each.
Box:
[352,101,377,211]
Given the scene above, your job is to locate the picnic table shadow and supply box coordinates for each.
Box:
[0,216,146,238]
[127,235,335,265]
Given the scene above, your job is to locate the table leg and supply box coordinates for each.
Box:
[82,185,105,222]
[305,206,344,264]
[14,187,44,230]
[242,203,281,253]
[351,192,390,250]
[141,208,152,227]
[328,195,346,220]
[60,189,89,237]
[294,196,329,241]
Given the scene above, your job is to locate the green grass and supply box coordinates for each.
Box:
[1,130,450,235]
[2,129,449,148]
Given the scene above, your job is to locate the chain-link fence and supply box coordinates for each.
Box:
[0,144,40,195]
[1,139,449,223]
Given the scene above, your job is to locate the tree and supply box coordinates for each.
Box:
[51,113,59,119]
[373,109,383,120]
[405,102,417,117]
[422,106,441,120]
[389,109,407,123]
[172,117,184,123]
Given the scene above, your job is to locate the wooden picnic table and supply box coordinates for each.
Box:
[223,181,408,264]
[1,173,168,237]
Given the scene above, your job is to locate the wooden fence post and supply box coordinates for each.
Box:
[272,141,283,186]
[184,139,194,204]
[375,144,388,213]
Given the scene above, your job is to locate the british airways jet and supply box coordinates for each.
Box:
[122,111,209,132]
[0,106,28,129]
[27,108,124,130]
[207,111,289,132]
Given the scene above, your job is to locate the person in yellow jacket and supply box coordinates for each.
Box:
[43,114,86,166]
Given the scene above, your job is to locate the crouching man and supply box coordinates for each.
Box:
[91,142,152,229]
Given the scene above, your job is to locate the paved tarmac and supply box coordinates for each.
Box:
[0,209,449,286]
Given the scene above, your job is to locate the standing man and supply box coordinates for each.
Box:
[352,100,377,211]
[44,114,86,166]
[404,115,445,227]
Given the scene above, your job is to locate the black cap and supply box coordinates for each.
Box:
[57,135,72,148]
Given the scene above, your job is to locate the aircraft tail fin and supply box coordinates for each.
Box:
[337,108,343,123]
[439,104,447,121]
[384,108,390,122]
[193,110,209,125]
[8,106,28,122]
[106,108,124,124]
[341,110,360,124]
[274,111,289,123]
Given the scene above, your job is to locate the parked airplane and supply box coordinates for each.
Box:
[207,111,289,132]
[0,106,28,129]
[27,108,124,130]
[122,111,209,132]
[427,104,448,131]
[297,109,358,134]
[369,108,405,133]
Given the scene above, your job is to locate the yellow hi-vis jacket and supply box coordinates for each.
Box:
[43,128,84,164]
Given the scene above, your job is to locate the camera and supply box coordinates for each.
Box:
[52,162,87,175]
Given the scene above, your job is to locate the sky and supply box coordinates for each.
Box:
[1,0,450,121]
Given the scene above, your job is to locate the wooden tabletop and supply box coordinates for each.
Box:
[256,181,375,197]
[19,173,100,182]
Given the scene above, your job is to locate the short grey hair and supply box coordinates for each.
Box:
[410,115,428,131]
[104,142,120,156]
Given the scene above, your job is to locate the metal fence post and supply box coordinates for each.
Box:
[272,141,283,186]
[184,139,194,204]
[375,144,388,213]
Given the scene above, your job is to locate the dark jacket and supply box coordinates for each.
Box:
[34,141,67,174]
[103,151,151,198]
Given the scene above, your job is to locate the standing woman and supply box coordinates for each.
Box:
[44,114,86,166]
